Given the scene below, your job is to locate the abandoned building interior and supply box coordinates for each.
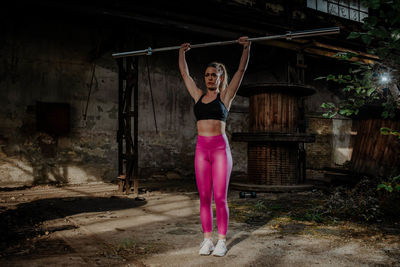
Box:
[1,0,399,266]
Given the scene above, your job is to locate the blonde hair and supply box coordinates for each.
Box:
[207,62,228,92]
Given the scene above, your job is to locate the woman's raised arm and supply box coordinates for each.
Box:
[221,37,251,109]
[179,43,203,102]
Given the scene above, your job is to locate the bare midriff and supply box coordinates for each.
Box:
[197,120,226,136]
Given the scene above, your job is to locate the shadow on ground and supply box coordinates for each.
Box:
[0,196,147,252]
[1,179,399,266]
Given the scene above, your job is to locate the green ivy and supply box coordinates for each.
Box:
[318,1,400,192]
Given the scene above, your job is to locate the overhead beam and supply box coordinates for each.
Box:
[22,0,376,62]
[263,40,376,64]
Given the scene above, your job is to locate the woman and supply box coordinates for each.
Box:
[179,36,251,257]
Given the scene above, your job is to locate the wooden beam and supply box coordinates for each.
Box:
[312,41,379,60]
[231,132,316,143]
[230,182,314,192]
[263,39,376,64]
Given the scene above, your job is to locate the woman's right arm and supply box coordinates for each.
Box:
[179,43,203,102]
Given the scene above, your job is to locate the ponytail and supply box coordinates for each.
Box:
[207,62,228,92]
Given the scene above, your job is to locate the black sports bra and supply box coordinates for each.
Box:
[194,93,229,122]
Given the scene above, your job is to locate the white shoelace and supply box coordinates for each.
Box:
[212,239,227,256]
[200,238,213,248]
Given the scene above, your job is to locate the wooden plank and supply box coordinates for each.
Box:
[231,132,316,142]
[249,96,254,132]
[352,118,400,176]
[266,93,271,131]
[354,119,367,171]
[230,182,314,192]
[260,94,265,131]
[277,92,282,132]
[282,94,287,131]
[371,120,381,167]
[273,92,279,132]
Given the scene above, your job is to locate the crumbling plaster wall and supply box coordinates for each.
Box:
[0,15,252,187]
[305,58,354,170]
[0,16,119,186]
[0,4,356,187]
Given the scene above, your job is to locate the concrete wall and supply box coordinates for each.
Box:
[303,57,355,170]
[0,5,355,187]
[0,12,253,186]
[304,117,353,169]
[0,15,119,186]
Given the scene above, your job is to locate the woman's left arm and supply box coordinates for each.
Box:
[222,36,251,109]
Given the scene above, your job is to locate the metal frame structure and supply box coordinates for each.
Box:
[117,56,139,195]
[113,26,341,196]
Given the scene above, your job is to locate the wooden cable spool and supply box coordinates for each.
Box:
[233,83,316,187]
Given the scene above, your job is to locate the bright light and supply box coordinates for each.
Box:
[380,74,390,83]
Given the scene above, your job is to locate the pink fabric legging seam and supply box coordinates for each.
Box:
[195,134,232,236]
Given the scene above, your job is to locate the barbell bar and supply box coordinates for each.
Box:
[111,26,340,59]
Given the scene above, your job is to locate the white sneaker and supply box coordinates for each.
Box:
[212,239,227,257]
[199,238,214,255]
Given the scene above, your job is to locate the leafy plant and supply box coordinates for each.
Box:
[254,200,267,211]
[380,127,400,138]
[302,208,325,223]
[317,177,384,222]
[318,0,400,120]
[377,174,400,192]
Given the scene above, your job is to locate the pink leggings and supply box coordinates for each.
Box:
[195,134,232,236]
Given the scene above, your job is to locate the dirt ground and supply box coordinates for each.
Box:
[0,179,399,267]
